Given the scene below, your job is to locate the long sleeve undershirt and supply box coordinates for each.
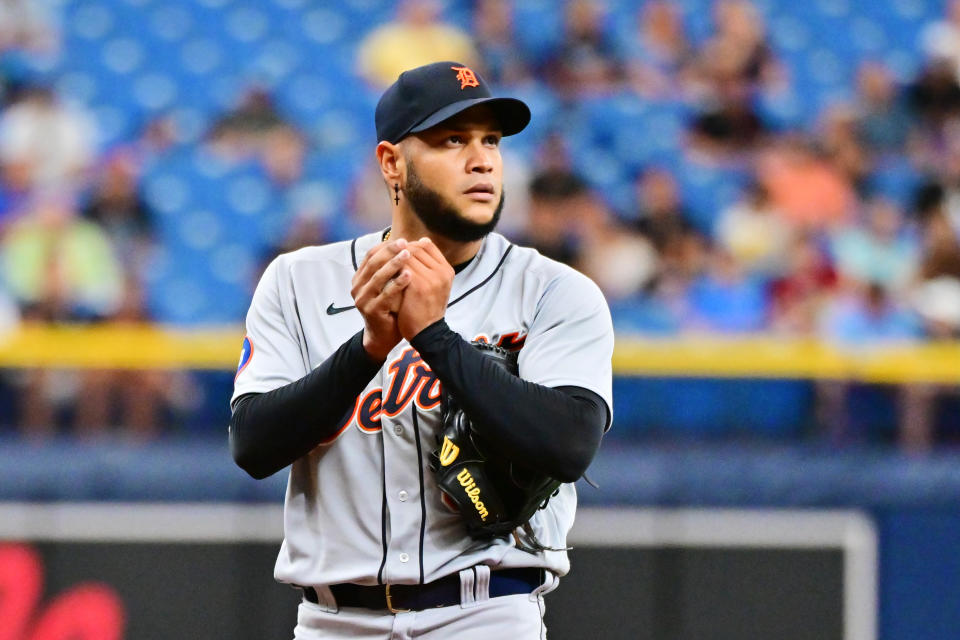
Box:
[409,319,606,483]
[230,330,381,479]
[230,322,607,482]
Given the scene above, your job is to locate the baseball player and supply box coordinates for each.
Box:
[229,61,613,639]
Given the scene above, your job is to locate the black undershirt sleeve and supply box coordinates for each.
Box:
[229,330,382,479]
[410,319,607,483]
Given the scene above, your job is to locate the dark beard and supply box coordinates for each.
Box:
[404,162,503,243]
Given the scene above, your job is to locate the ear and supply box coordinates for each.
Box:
[376,141,404,184]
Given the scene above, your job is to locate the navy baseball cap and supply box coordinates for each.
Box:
[375,61,530,144]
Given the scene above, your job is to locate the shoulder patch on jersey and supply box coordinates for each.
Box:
[236,336,253,378]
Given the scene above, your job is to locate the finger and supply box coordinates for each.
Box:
[402,252,434,279]
[404,238,440,269]
[360,239,407,274]
[363,248,412,299]
[353,240,407,291]
[417,237,449,267]
[406,249,448,277]
[374,269,412,312]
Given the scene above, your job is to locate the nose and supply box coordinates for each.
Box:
[465,140,494,174]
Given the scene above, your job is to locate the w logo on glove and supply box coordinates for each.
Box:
[438,437,460,467]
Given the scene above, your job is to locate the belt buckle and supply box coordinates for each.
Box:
[385,585,410,614]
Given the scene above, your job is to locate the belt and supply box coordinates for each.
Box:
[302,568,544,613]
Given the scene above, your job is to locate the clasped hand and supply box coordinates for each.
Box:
[351,237,454,361]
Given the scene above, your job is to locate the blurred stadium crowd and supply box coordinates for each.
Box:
[0,0,959,441]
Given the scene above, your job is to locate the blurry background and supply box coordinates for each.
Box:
[0,0,959,638]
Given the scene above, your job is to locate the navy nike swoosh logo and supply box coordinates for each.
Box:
[326,303,356,315]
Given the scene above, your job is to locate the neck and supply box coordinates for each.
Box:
[390,208,484,266]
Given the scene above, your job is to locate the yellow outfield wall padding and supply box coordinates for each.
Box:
[0,324,957,384]
[0,324,245,370]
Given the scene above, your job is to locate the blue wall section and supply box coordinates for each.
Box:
[879,509,960,640]
[612,377,814,438]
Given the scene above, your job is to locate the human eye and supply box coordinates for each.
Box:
[484,134,501,146]
[447,134,464,145]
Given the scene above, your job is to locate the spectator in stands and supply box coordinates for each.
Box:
[648,231,708,330]
[0,84,96,190]
[821,282,921,346]
[634,170,710,314]
[912,276,960,339]
[685,247,769,333]
[686,0,780,158]
[892,184,960,451]
[902,272,960,450]
[817,281,925,448]
[532,132,574,173]
[574,188,658,302]
[902,185,960,330]
[260,126,307,186]
[920,0,960,80]
[625,0,694,98]
[908,58,960,132]
[81,151,153,271]
[3,190,173,437]
[3,192,123,321]
[471,0,530,86]
[928,156,960,233]
[207,87,307,188]
[357,0,478,88]
[698,0,780,90]
[1,192,121,435]
[513,168,584,266]
[207,87,292,158]
[907,60,960,175]
[633,167,698,253]
[714,181,791,279]
[818,104,872,195]
[769,233,837,335]
[757,136,856,230]
[0,0,59,54]
[855,62,912,155]
[688,86,767,158]
[542,0,626,97]
[830,198,919,293]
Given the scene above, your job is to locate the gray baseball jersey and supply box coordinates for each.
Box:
[232,229,613,592]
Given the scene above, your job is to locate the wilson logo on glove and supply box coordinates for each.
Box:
[456,469,489,521]
[438,437,460,466]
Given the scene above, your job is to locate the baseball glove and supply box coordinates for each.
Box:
[428,341,564,551]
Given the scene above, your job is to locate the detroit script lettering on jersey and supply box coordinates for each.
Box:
[318,332,526,445]
[320,347,440,444]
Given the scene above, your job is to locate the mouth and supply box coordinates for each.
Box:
[464,183,496,202]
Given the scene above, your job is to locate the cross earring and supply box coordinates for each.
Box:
[394,184,400,205]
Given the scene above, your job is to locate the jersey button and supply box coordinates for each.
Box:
[399,552,409,563]
[393,425,403,436]
[398,490,408,502]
